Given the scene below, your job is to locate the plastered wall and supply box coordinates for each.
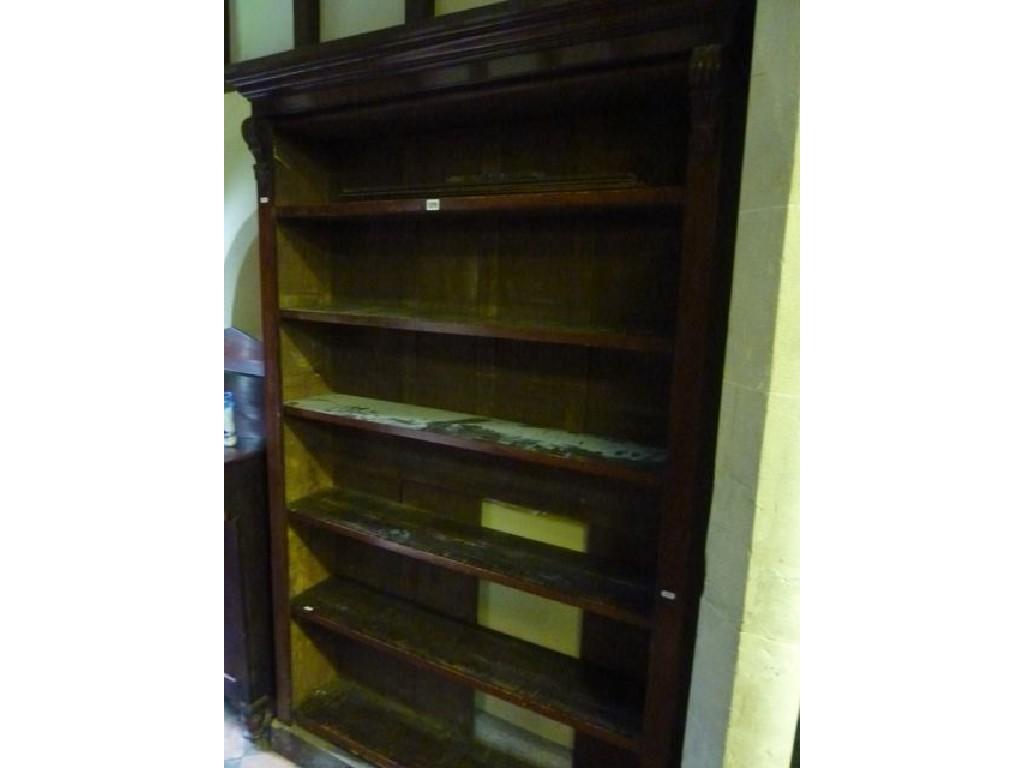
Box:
[227,0,293,62]
[436,0,504,15]
[321,1,405,40]
[224,91,260,337]
[681,0,800,766]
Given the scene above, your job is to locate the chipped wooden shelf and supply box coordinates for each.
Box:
[295,679,539,768]
[282,393,666,487]
[280,304,674,355]
[289,488,654,628]
[274,186,686,219]
[293,578,645,751]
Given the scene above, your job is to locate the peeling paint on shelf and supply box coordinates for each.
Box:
[285,393,667,468]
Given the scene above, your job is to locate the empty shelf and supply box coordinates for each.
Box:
[293,578,644,751]
[295,679,539,768]
[289,488,654,627]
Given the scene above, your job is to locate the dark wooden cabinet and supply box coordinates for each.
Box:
[226,2,751,766]
[224,329,275,735]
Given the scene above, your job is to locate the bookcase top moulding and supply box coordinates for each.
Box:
[224,0,738,117]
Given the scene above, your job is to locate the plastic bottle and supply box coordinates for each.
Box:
[224,391,238,447]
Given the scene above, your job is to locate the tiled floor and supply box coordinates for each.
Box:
[224,705,299,768]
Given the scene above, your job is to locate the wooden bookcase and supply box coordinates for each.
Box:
[226,2,751,766]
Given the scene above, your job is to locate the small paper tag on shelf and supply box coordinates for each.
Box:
[425,198,440,211]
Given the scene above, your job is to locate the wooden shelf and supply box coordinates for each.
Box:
[280,304,673,355]
[293,578,644,751]
[295,679,538,768]
[283,393,666,487]
[289,488,654,628]
[275,186,685,219]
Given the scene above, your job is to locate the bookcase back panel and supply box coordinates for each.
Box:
[326,534,481,623]
[331,636,478,734]
[279,321,332,401]
[287,524,333,597]
[280,323,671,447]
[292,622,477,736]
[282,421,335,502]
[277,214,681,338]
[274,136,330,207]
[272,74,689,205]
[580,613,651,681]
[290,621,338,708]
[277,222,336,309]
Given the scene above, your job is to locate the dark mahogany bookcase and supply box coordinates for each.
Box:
[226,2,752,766]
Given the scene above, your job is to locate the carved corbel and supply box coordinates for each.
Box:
[241,117,275,200]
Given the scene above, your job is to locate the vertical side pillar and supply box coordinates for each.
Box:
[242,116,292,721]
[641,44,727,768]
